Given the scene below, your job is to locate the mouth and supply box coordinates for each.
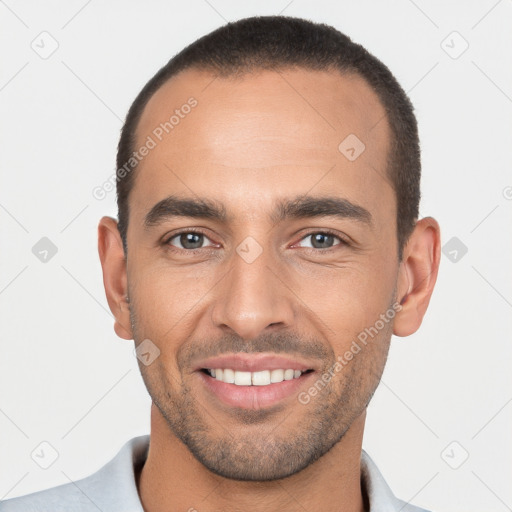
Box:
[200,367,314,385]
[194,354,318,410]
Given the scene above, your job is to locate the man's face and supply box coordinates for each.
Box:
[125,68,398,480]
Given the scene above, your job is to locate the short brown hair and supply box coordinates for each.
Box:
[116,15,420,259]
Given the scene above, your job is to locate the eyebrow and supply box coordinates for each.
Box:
[272,195,372,226]
[144,194,372,228]
[144,196,227,226]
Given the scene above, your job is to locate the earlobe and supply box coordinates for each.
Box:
[393,217,441,337]
[97,216,133,340]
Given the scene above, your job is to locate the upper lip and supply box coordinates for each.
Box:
[194,353,318,373]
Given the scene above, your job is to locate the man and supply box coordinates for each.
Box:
[1,15,440,512]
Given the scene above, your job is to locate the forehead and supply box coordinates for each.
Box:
[131,67,392,224]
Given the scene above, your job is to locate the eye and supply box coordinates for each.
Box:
[296,231,345,250]
[166,231,216,250]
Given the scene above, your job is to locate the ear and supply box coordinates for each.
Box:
[394,217,441,337]
[97,216,133,340]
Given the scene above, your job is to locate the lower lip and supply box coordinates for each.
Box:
[197,371,315,410]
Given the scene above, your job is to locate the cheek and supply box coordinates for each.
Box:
[292,253,398,348]
[128,263,215,341]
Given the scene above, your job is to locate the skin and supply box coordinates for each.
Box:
[98,68,440,512]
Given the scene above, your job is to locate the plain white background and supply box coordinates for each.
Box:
[1,1,511,510]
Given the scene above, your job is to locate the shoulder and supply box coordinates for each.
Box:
[360,450,433,512]
[0,478,99,512]
[0,435,149,512]
[392,498,432,512]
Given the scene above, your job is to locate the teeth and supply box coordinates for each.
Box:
[234,371,252,386]
[284,369,294,380]
[208,368,305,386]
[223,368,235,383]
[252,370,270,386]
[270,369,284,383]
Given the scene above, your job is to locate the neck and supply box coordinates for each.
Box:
[138,404,367,512]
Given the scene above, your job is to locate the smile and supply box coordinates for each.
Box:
[197,367,316,410]
[203,368,311,386]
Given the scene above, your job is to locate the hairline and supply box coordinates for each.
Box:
[121,64,407,259]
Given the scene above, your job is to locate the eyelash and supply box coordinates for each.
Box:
[163,228,349,253]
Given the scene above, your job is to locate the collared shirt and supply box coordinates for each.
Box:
[0,435,431,512]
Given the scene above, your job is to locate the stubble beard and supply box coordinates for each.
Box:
[129,300,393,481]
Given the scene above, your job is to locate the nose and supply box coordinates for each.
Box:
[210,243,296,340]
